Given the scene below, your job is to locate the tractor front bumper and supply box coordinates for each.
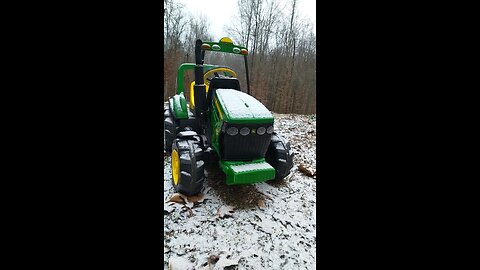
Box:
[219,159,275,185]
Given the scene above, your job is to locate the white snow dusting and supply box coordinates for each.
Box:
[216,89,273,120]
[164,112,316,269]
[230,162,273,173]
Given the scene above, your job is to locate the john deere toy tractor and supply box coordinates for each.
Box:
[164,37,294,195]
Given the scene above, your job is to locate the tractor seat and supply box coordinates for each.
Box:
[206,77,241,109]
[208,77,241,92]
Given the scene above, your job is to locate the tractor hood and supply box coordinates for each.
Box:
[214,89,273,124]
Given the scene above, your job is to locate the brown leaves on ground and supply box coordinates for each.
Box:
[168,193,189,204]
[298,163,316,178]
[208,254,220,265]
[166,192,207,212]
[207,167,269,210]
[168,192,206,204]
[188,192,206,203]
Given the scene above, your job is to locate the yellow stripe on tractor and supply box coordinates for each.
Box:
[214,98,223,120]
[189,82,209,109]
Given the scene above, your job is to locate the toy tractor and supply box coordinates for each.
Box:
[164,37,294,195]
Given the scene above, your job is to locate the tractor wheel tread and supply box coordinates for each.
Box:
[165,118,173,125]
[180,156,191,164]
[171,138,205,196]
[266,133,294,180]
[164,107,178,153]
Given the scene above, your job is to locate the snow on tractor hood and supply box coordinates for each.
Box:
[214,88,273,124]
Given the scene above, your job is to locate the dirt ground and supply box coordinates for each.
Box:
[164,113,316,269]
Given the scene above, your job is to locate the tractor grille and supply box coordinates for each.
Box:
[219,122,273,161]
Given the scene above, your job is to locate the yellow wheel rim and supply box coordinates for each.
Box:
[203,67,237,88]
[172,149,180,186]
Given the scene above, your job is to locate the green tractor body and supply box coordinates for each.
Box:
[212,89,276,185]
[165,38,293,195]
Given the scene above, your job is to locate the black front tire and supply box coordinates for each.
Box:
[266,133,294,180]
[172,137,205,196]
[164,106,179,153]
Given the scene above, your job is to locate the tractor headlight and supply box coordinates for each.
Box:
[257,126,266,135]
[267,126,274,134]
[227,127,239,136]
[240,127,250,136]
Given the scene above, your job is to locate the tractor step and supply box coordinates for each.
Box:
[219,159,275,185]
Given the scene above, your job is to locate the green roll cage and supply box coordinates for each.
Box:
[176,37,250,95]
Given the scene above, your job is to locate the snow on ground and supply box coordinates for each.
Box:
[164,113,317,270]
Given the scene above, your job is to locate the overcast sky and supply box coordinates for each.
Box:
[176,0,316,41]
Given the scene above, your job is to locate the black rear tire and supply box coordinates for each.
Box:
[164,105,179,153]
[265,133,294,180]
[171,137,205,196]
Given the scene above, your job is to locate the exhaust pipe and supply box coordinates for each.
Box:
[193,39,207,130]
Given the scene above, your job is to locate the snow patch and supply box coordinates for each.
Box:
[229,162,273,173]
[216,89,273,120]
[164,112,316,269]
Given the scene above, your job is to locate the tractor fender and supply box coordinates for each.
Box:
[169,93,188,119]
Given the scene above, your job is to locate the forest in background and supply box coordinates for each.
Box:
[164,0,316,114]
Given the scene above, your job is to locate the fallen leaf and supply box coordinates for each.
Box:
[298,164,315,178]
[168,192,207,208]
[188,192,205,203]
[208,254,220,265]
[168,193,188,204]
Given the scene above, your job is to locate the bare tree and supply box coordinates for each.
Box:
[164,0,316,114]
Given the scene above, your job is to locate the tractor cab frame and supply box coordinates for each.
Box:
[164,37,294,196]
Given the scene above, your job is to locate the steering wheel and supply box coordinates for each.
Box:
[203,67,237,88]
